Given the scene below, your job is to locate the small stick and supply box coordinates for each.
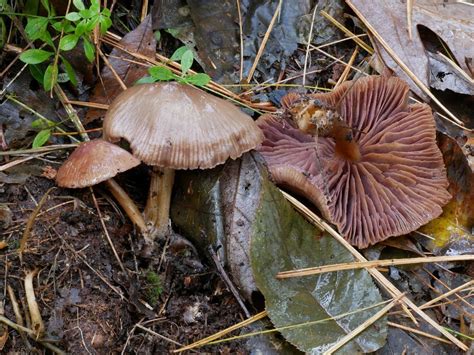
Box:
[7,285,31,348]
[207,246,251,318]
[277,255,474,278]
[19,187,55,255]
[90,187,126,273]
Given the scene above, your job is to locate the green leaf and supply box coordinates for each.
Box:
[154,30,161,42]
[102,7,111,16]
[170,46,188,61]
[135,76,157,85]
[148,66,175,81]
[79,8,92,19]
[19,49,53,64]
[29,64,45,85]
[59,34,79,51]
[75,20,87,36]
[0,17,6,49]
[24,0,40,15]
[180,49,193,75]
[99,15,112,34]
[83,38,95,62]
[61,57,77,86]
[40,0,51,16]
[65,12,81,21]
[73,0,85,11]
[38,30,54,47]
[182,73,210,87]
[25,17,48,41]
[32,129,51,148]
[43,63,58,91]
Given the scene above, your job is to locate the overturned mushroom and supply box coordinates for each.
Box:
[56,139,146,233]
[103,82,263,237]
[257,75,451,248]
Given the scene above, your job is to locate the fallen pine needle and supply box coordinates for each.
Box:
[324,295,403,354]
[387,321,451,344]
[277,255,474,278]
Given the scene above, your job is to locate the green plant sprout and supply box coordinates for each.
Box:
[144,270,163,306]
[15,0,112,91]
[137,46,211,87]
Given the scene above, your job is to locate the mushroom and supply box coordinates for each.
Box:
[103,82,263,237]
[56,138,146,233]
[257,75,451,248]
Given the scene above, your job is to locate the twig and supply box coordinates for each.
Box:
[277,255,474,278]
[135,324,182,347]
[207,246,250,318]
[89,187,126,273]
[19,187,55,255]
[0,144,77,156]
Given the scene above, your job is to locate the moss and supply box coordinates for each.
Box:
[145,270,163,306]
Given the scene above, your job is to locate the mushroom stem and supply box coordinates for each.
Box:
[144,167,175,238]
[104,178,147,234]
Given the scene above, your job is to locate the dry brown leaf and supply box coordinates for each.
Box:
[86,15,156,123]
[348,0,474,97]
[0,241,7,250]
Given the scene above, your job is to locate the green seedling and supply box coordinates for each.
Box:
[11,0,112,90]
[137,46,211,87]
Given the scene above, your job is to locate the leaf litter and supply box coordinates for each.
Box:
[1,0,473,353]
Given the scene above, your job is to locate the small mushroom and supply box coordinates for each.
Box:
[56,139,146,233]
[103,82,263,237]
[257,75,451,248]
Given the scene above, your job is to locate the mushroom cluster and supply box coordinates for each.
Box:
[257,75,451,248]
[57,82,263,238]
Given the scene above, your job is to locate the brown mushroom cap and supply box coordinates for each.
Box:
[103,82,263,169]
[257,76,451,248]
[56,139,140,188]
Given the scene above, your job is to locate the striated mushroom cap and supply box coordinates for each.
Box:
[103,82,263,169]
[56,139,140,188]
[257,76,451,248]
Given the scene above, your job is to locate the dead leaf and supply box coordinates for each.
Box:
[0,241,7,250]
[86,15,156,123]
[348,0,474,97]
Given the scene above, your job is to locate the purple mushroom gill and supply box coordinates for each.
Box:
[257,76,451,248]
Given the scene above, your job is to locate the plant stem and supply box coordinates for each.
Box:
[144,167,175,238]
